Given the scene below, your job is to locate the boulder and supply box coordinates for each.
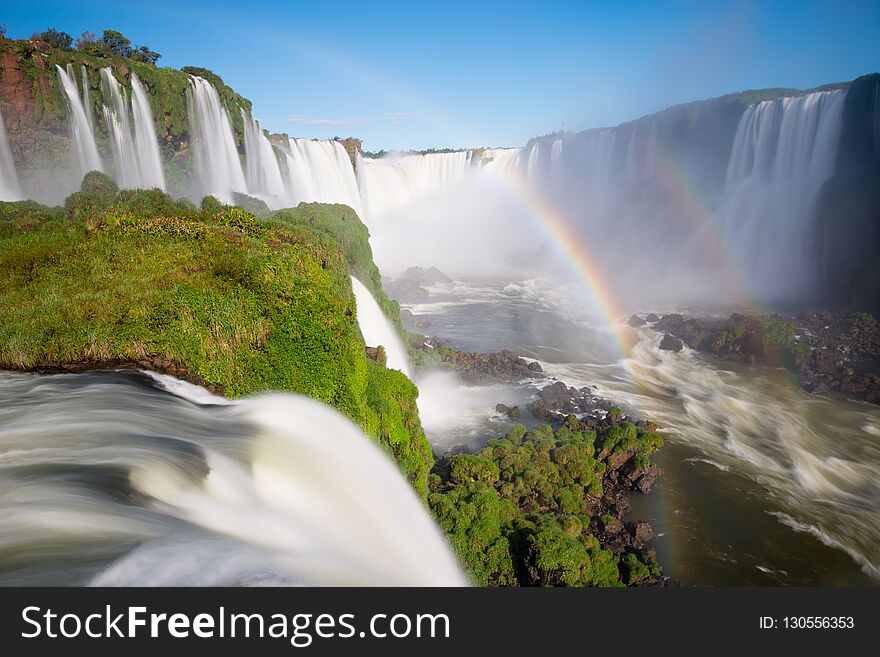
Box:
[659,334,683,352]
[646,313,659,323]
[627,314,646,327]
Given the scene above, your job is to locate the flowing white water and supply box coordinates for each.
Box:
[80,64,96,138]
[0,370,465,586]
[283,138,363,214]
[100,69,165,190]
[186,75,247,203]
[130,73,166,189]
[350,276,413,379]
[242,111,289,208]
[101,68,140,189]
[357,151,473,219]
[56,63,103,181]
[0,105,21,201]
[538,327,880,580]
[718,89,846,300]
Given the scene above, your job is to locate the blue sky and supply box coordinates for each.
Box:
[4,0,879,151]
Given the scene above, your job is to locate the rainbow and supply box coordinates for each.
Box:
[488,167,634,357]
[485,137,756,360]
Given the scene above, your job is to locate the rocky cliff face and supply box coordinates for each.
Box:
[0,36,252,203]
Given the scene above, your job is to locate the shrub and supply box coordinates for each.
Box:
[64,171,119,220]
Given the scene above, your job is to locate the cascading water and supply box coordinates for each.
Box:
[186,75,247,203]
[130,73,166,189]
[0,106,21,201]
[350,276,413,379]
[0,370,465,586]
[101,68,140,189]
[717,89,847,300]
[357,151,473,219]
[242,111,289,208]
[80,64,96,136]
[283,138,363,214]
[56,63,103,181]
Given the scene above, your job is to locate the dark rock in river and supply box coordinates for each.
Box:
[627,314,647,327]
[444,349,544,384]
[658,334,683,352]
[385,278,430,303]
[398,265,452,286]
[646,313,660,323]
[529,380,613,420]
[495,403,521,419]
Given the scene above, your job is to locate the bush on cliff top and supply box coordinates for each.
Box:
[0,183,432,493]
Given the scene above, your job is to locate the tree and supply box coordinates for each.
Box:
[75,30,99,54]
[0,25,7,39]
[32,28,74,51]
[101,29,132,57]
[130,45,161,66]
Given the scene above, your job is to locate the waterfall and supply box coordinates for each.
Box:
[100,68,139,188]
[350,276,413,379]
[357,150,473,219]
[97,68,165,190]
[0,106,21,201]
[0,370,464,586]
[130,74,166,189]
[283,138,363,214]
[80,64,96,136]
[186,75,247,203]
[242,111,289,208]
[56,63,103,181]
[718,89,847,299]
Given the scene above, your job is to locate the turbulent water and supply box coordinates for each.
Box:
[400,277,880,585]
[0,370,465,586]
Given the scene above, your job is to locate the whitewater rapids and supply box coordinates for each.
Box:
[0,370,466,586]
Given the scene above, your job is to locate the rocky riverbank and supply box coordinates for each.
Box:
[411,330,666,585]
[410,336,545,383]
[640,310,880,405]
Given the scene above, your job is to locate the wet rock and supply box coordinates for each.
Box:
[529,380,611,420]
[600,516,623,534]
[415,319,432,329]
[443,349,545,384]
[658,334,683,352]
[398,265,453,286]
[385,279,429,303]
[364,345,387,366]
[630,521,654,545]
[495,403,521,419]
[441,444,471,460]
[627,314,646,327]
[646,313,660,323]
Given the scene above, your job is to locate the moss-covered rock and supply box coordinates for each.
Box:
[429,419,663,586]
[0,183,432,492]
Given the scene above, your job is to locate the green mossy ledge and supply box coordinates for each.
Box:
[0,174,432,494]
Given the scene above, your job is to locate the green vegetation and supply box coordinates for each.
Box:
[854,312,877,327]
[271,203,406,337]
[0,175,432,493]
[429,420,663,586]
